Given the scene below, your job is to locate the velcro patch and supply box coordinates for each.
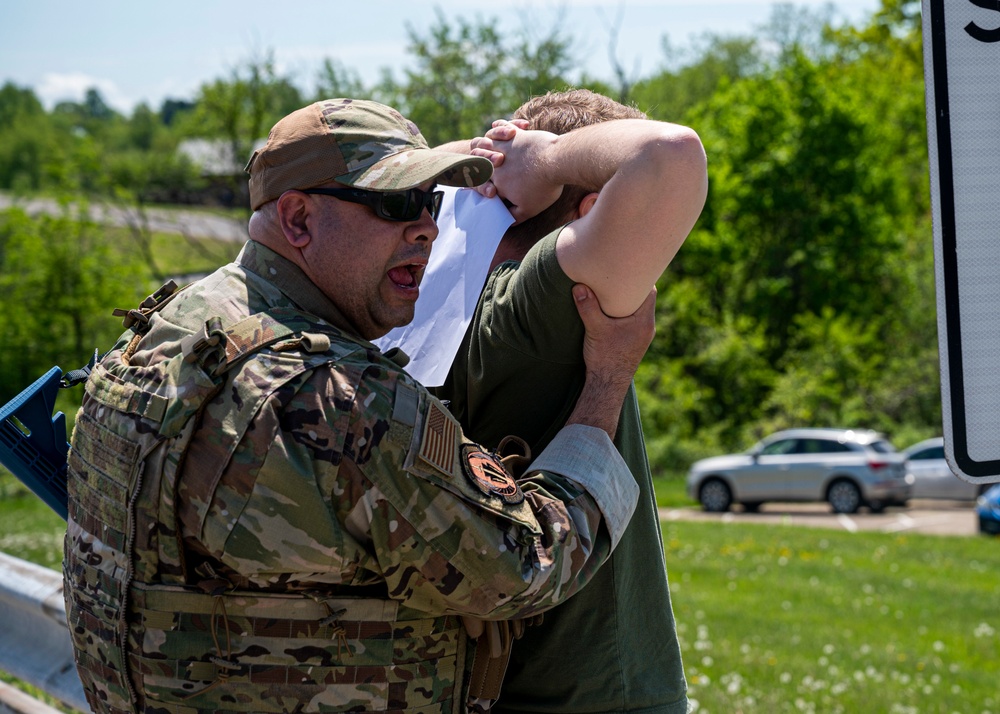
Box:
[418,398,458,474]
[462,444,525,504]
[392,381,418,427]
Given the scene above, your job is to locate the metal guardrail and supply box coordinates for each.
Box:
[0,552,86,713]
[0,681,67,714]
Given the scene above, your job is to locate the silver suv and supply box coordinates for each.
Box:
[686,428,913,514]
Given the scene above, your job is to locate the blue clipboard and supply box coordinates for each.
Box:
[0,367,69,520]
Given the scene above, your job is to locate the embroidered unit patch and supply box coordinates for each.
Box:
[419,398,458,474]
[462,444,524,504]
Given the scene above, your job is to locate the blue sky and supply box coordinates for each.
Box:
[1,0,882,114]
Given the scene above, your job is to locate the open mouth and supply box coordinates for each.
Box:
[388,264,423,290]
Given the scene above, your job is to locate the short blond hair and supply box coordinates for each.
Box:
[512,89,646,136]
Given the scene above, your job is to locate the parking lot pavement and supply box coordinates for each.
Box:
[659,500,981,537]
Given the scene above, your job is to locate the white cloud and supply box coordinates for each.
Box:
[35,72,133,113]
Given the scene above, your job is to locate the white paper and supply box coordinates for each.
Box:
[374,186,513,387]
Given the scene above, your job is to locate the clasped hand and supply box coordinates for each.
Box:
[469,119,564,224]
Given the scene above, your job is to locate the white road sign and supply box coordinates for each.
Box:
[924,0,1000,483]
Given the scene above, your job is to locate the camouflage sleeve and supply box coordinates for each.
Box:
[195,355,631,619]
[525,423,639,549]
[345,368,628,620]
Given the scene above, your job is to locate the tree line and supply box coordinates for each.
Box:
[0,0,938,471]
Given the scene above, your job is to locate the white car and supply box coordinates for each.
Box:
[686,428,913,514]
[903,437,983,500]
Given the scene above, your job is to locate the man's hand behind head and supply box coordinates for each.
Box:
[470,123,564,224]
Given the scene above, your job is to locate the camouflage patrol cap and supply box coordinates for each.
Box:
[246,98,493,210]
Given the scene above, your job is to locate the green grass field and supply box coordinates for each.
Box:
[654,471,698,508]
[0,471,64,570]
[125,227,243,280]
[665,520,1000,713]
[1,470,998,713]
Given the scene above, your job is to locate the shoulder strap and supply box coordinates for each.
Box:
[173,308,362,552]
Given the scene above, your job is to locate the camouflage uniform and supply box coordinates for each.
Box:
[64,239,638,714]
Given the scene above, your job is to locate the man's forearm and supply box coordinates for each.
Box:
[435,139,471,154]
[565,368,631,440]
[535,119,694,193]
[566,284,656,440]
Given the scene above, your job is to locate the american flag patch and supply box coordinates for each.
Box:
[418,399,458,474]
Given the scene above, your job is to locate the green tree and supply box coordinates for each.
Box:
[0,208,147,402]
[159,98,195,127]
[178,51,303,208]
[686,53,903,358]
[50,87,123,145]
[183,51,303,155]
[0,83,67,191]
[0,82,44,128]
[827,0,926,213]
[817,0,936,444]
[638,296,775,467]
[632,34,765,121]
[0,0,942,469]
[761,1,839,65]
[128,102,158,151]
[314,58,366,100]
[634,0,934,467]
[374,10,574,144]
[83,88,114,121]
[0,117,67,191]
[632,2,843,123]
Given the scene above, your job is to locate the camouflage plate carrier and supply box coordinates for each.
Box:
[63,284,478,714]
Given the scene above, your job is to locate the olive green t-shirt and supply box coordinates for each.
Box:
[434,230,688,713]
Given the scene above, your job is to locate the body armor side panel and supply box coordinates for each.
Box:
[64,310,473,714]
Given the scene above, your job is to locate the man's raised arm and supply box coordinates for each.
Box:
[473,119,707,317]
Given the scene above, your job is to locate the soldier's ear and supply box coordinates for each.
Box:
[276,190,313,248]
[576,192,599,218]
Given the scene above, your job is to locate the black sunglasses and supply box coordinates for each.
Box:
[301,186,444,222]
